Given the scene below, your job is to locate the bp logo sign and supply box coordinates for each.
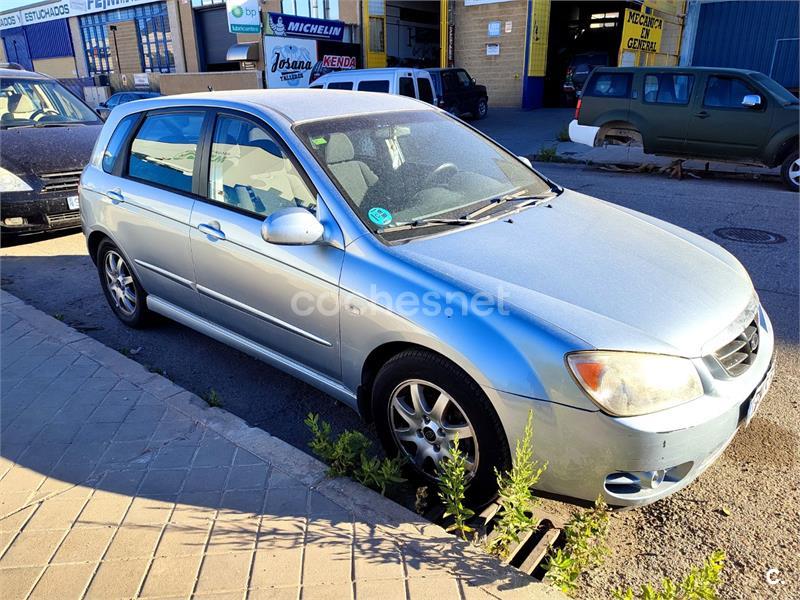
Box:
[226,0,260,34]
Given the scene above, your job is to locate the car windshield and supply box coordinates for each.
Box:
[295,110,553,238]
[0,77,100,128]
[750,72,798,105]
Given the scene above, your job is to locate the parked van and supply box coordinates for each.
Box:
[310,68,437,105]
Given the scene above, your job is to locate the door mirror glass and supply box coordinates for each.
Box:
[261,206,324,245]
[741,94,762,108]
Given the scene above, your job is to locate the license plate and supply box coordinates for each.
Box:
[67,195,80,210]
[745,362,775,427]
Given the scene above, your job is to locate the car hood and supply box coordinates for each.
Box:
[0,124,102,177]
[391,190,755,357]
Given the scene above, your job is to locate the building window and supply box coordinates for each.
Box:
[79,1,174,75]
[281,0,340,20]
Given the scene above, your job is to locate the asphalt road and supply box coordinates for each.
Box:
[2,164,798,597]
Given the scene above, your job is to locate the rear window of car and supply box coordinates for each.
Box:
[643,74,694,104]
[328,81,353,90]
[584,72,631,98]
[418,77,434,104]
[127,112,204,194]
[358,80,390,93]
[102,114,138,174]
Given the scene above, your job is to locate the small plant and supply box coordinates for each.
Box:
[203,388,223,408]
[148,366,166,376]
[487,411,546,557]
[557,123,571,142]
[119,346,132,357]
[611,550,726,600]
[53,313,65,321]
[537,146,558,162]
[437,434,475,541]
[304,413,406,495]
[543,496,611,594]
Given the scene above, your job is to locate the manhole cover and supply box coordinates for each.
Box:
[713,227,786,244]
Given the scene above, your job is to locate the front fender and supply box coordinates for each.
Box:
[764,124,798,167]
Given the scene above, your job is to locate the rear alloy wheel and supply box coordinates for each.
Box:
[476,97,488,120]
[373,349,511,504]
[97,240,151,328]
[781,150,799,192]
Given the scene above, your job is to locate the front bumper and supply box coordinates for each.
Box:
[0,190,81,235]
[487,306,775,507]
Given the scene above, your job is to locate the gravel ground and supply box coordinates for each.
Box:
[1,164,798,598]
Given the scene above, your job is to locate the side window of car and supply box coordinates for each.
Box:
[417,77,434,104]
[102,113,139,174]
[703,76,760,109]
[399,77,416,98]
[441,71,457,92]
[456,70,472,88]
[328,81,353,90]
[643,74,694,104]
[208,115,316,218]
[584,73,631,98]
[358,80,390,93]
[128,112,204,194]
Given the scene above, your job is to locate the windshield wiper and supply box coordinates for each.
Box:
[464,192,556,220]
[379,217,478,233]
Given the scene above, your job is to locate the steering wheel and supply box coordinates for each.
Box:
[423,162,458,187]
[30,108,59,121]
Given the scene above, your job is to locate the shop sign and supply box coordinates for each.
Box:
[20,0,80,26]
[0,11,22,30]
[621,8,664,53]
[226,0,261,34]
[486,43,500,56]
[84,0,157,13]
[311,40,361,83]
[487,21,501,37]
[264,36,317,88]
[267,12,345,41]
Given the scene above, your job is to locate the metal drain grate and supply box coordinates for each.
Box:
[714,228,786,244]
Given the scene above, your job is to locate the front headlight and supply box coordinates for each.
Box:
[0,167,33,192]
[566,351,703,416]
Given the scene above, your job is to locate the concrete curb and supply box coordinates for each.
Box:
[0,288,564,598]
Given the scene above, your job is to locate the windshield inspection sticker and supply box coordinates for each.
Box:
[368,207,393,226]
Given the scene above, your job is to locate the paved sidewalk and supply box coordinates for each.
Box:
[0,290,560,600]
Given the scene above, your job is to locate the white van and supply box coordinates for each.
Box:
[310,68,438,105]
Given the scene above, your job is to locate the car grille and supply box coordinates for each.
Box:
[40,170,82,194]
[713,317,760,376]
[46,212,81,228]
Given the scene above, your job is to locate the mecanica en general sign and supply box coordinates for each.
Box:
[267,12,345,42]
[621,8,664,53]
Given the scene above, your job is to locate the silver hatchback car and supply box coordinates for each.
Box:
[80,90,775,506]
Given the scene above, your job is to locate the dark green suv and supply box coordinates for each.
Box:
[570,67,799,190]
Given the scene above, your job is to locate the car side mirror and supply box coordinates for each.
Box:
[741,94,762,108]
[261,206,324,245]
[99,101,107,108]
[518,156,533,169]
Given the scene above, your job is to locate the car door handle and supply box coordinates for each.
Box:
[198,222,225,241]
[107,189,124,204]
[694,111,710,119]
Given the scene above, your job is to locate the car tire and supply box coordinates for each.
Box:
[372,349,511,504]
[780,150,799,192]
[475,97,488,120]
[96,240,151,328]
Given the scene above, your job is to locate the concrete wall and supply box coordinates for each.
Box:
[178,0,200,73]
[0,40,6,63]
[453,0,528,107]
[68,17,90,77]
[166,0,186,73]
[32,56,78,78]
[159,70,263,95]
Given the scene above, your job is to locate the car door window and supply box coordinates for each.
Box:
[102,113,139,173]
[703,76,760,109]
[128,112,204,194]
[328,81,353,90]
[208,115,316,217]
[441,71,458,92]
[399,77,416,98]
[358,80,390,93]
[456,70,472,88]
[417,77,434,104]
[643,74,694,104]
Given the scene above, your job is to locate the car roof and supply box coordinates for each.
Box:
[317,68,428,77]
[593,66,761,76]
[123,89,429,124]
[0,67,48,79]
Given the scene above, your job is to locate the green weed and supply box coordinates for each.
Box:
[203,388,222,408]
[537,146,558,162]
[437,434,475,540]
[611,550,726,600]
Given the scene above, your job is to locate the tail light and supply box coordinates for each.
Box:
[574,98,582,120]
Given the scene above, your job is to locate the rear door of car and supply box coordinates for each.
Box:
[685,73,772,160]
[188,109,344,378]
[637,71,695,155]
[578,70,632,126]
[100,108,206,313]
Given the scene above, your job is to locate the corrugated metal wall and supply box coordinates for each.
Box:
[25,19,74,60]
[1,27,34,71]
[693,0,799,90]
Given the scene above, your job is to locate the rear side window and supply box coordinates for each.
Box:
[328,81,353,90]
[399,77,415,98]
[128,112,204,194]
[358,80,390,93]
[417,77,434,104]
[703,76,760,109]
[584,73,631,98]
[102,114,138,174]
[643,74,694,104]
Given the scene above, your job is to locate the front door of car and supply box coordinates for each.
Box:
[685,74,772,161]
[638,72,695,155]
[455,69,479,113]
[189,112,344,378]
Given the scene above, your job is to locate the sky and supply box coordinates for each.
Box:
[3,0,38,11]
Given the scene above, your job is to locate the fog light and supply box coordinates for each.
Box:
[644,470,666,489]
[4,217,24,226]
